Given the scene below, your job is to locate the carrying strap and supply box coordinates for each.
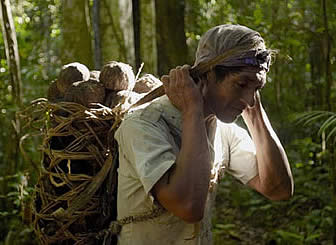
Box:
[93,205,166,243]
[129,47,248,110]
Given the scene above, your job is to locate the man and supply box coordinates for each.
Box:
[114,24,294,244]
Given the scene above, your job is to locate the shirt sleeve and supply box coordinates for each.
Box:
[219,122,258,185]
[115,113,177,194]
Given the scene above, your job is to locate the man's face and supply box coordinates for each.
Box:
[204,68,266,123]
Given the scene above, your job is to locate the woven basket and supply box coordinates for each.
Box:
[24,99,123,244]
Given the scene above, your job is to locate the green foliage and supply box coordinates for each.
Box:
[1,0,335,244]
[12,0,62,102]
[213,160,332,244]
[184,0,335,244]
[0,172,37,244]
[296,111,336,144]
[0,0,62,243]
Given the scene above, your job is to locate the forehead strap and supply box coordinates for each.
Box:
[217,50,271,72]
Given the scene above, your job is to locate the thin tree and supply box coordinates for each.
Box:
[154,0,188,76]
[0,0,22,105]
[92,0,102,69]
[61,0,93,68]
[322,0,332,112]
[0,0,22,215]
[0,0,22,173]
[132,0,141,72]
[321,1,334,242]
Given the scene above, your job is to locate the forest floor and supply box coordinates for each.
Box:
[212,166,333,245]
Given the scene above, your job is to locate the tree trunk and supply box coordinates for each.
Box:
[100,0,132,66]
[0,0,22,173]
[322,0,332,112]
[61,0,93,68]
[0,0,22,214]
[270,0,281,109]
[0,0,22,106]
[118,0,135,67]
[132,0,141,72]
[92,0,102,69]
[140,0,157,75]
[154,0,188,76]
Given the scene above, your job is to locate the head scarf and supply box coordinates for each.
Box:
[194,24,271,72]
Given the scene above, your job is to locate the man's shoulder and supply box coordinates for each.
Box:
[116,98,169,139]
[122,101,163,125]
[121,95,175,126]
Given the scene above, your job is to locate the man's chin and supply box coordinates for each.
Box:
[217,115,239,124]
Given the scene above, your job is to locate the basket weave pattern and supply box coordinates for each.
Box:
[29,99,122,244]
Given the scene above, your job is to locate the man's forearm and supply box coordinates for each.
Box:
[169,108,211,219]
[152,106,211,223]
[245,106,294,200]
[153,65,212,223]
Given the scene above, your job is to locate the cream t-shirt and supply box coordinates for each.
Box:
[114,95,258,245]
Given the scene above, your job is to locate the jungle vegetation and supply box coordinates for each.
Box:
[0,0,335,244]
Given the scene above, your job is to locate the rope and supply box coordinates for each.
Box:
[94,205,166,240]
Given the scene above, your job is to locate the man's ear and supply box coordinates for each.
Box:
[197,70,215,97]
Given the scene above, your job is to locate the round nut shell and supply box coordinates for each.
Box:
[99,61,135,91]
[57,62,90,94]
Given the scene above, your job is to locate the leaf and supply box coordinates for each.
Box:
[295,110,336,143]
[228,230,242,241]
[260,204,272,210]
[7,191,19,197]
[215,224,235,230]
[326,126,336,142]
[276,230,304,241]
[317,114,336,136]
[305,233,321,242]
[294,111,324,125]
[0,211,10,216]
[316,27,325,33]
[302,113,330,126]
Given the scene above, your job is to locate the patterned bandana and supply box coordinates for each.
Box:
[217,49,271,72]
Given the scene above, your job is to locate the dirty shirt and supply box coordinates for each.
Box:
[114,95,258,245]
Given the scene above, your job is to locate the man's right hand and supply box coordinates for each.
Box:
[161,65,204,115]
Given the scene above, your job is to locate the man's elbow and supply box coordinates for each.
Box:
[153,186,206,223]
[268,189,292,201]
[266,181,294,201]
[177,201,205,223]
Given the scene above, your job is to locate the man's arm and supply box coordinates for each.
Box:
[152,65,211,223]
[242,92,294,201]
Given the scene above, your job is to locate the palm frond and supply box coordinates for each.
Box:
[295,111,333,126]
[317,114,336,137]
[295,110,336,144]
[327,126,336,144]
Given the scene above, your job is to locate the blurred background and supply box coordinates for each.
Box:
[0,0,335,244]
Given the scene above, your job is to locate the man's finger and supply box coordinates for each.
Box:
[181,65,191,81]
[168,69,177,89]
[161,75,169,84]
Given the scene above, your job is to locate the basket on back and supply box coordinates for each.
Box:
[24,61,162,244]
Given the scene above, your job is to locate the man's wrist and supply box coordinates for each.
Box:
[182,105,204,120]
